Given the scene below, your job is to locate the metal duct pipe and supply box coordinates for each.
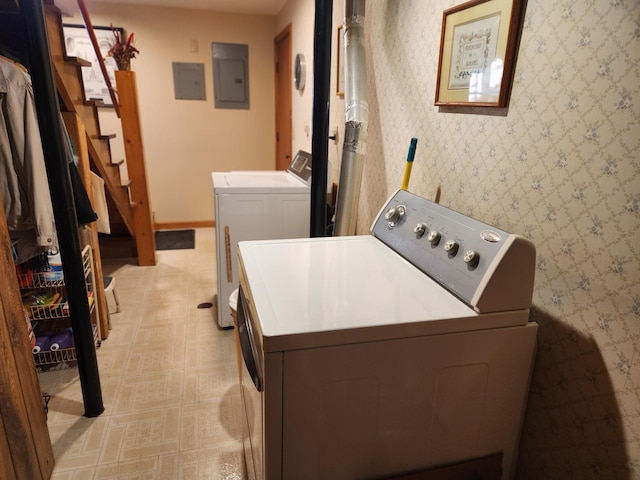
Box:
[333,0,368,236]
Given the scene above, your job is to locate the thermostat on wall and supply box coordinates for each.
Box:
[294,53,306,92]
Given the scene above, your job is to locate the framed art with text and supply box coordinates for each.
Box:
[63,24,123,106]
[435,0,523,107]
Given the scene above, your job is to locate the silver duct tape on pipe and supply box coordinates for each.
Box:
[344,0,368,126]
[334,0,368,236]
[335,122,365,235]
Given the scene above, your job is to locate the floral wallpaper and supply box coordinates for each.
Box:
[329,0,639,477]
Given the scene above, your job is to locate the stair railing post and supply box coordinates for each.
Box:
[115,70,157,266]
[76,0,120,117]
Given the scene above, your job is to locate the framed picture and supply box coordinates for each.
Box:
[62,24,123,106]
[336,25,344,97]
[435,0,523,107]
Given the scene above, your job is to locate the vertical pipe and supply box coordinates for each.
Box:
[334,0,368,236]
[310,0,333,237]
[21,0,104,417]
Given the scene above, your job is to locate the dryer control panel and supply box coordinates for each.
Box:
[371,189,536,313]
[287,150,312,185]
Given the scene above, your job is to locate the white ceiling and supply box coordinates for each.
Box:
[57,0,289,16]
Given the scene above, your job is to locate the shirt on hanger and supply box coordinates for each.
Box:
[0,57,57,249]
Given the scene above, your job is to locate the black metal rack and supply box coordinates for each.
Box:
[310,0,333,237]
[1,0,103,417]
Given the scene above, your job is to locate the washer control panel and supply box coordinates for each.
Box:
[371,189,536,313]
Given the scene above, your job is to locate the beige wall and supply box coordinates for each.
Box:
[68,4,277,224]
[276,0,314,157]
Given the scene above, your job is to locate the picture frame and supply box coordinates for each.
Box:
[336,24,344,97]
[62,24,123,106]
[434,0,523,108]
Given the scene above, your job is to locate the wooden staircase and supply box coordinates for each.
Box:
[43,3,156,266]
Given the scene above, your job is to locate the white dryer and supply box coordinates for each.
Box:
[211,151,311,328]
[237,189,539,479]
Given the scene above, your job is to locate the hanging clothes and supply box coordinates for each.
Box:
[0,57,57,251]
[58,113,98,226]
[90,171,110,234]
[69,160,98,225]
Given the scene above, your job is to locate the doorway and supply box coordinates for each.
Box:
[274,24,292,171]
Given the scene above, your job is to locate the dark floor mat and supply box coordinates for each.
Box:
[155,229,195,250]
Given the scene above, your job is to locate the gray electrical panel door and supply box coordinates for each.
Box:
[172,62,206,100]
[212,42,249,109]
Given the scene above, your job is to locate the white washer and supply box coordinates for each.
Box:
[212,152,311,328]
[236,189,538,480]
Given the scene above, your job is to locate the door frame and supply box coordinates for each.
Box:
[274,24,292,171]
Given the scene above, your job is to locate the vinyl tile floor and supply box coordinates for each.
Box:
[37,228,246,479]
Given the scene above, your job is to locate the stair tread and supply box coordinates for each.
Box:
[86,99,107,107]
[65,56,91,68]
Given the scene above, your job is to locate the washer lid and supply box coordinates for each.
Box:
[211,171,310,194]
[238,236,529,352]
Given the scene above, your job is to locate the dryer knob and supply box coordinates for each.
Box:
[414,223,427,238]
[385,205,406,226]
[444,240,459,256]
[427,230,441,245]
[464,250,480,268]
